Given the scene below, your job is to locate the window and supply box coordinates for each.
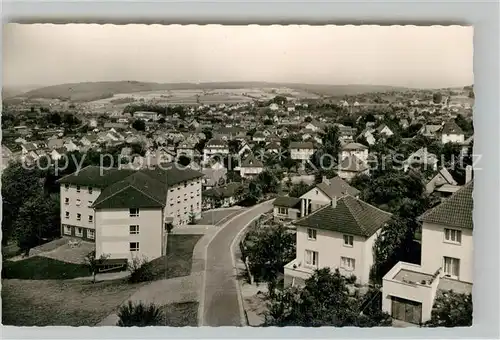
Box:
[87,230,95,239]
[75,227,83,237]
[341,257,356,271]
[278,207,288,215]
[444,228,462,244]
[76,199,81,206]
[444,257,460,278]
[88,201,93,208]
[76,213,81,221]
[65,197,69,205]
[305,250,319,268]
[88,215,93,223]
[65,211,70,219]
[315,190,319,195]
[130,242,140,252]
[130,225,140,235]
[343,235,354,247]
[88,187,93,194]
[64,184,69,191]
[129,208,139,217]
[307,228,317,240]
[64,225,71,235]
[76,185,81,193]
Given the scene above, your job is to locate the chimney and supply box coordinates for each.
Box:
[465,165,473,184]
[331,197,337,208]
[322,176,330,185]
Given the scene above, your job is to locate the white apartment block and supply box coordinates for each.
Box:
[284,195,391,286]
[58,164,204,263]
[382,181,473,325]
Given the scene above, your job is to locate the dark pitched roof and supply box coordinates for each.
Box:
[294,196,392,237]
[92,171,167,209]
[289,141,315,149]
[205,139,228,147]
[342,142,368,151]
[273,196,302,209]
[316,176,360,199]
[419,180,473,229]
[441,120,464,135]
[240,155,264,168]
[60,164,204,209]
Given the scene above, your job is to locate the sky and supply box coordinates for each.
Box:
[3,24,474,89]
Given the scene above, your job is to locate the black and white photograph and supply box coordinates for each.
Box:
[2,24,474,328]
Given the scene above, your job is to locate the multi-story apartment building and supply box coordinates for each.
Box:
[340,142,369,164]
[284,195,392,286]
[58,164,204,263]
[381,180,473,325]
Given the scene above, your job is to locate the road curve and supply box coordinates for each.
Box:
[202,201,273,326]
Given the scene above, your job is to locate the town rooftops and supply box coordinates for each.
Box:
[205,139,228,148]
[273,196,302,209]
[289,141,315,149]
[240,155,264,168]
[294,195,392,237]
[419,180,473,230]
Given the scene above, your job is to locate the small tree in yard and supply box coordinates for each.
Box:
[425,291,472,327]
[84,251,110,283]
[128,256,155,283]
[117,301,164,327]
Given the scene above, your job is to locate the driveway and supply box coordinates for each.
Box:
[201,200,273,326]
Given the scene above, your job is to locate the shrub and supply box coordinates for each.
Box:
[346,274,357,284]
[117,301,164,327]
[128,256,154,283]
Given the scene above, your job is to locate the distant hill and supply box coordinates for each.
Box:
[14,81,412,102]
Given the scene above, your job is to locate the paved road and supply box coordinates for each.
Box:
[202,201,273,326]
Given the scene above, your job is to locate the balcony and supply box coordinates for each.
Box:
[283,258,315,287]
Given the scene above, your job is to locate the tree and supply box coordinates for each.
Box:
[132,119,146,131]
[158,117,166,124]
[370,215,421,284]
[245,224,295,282]
[177,155,192,167]
[2,162,44,245]
[304,116,313,123]
[425,291,472,327]
[289,181,311,198]
[84,251,110,283]
[14,192,61,254]
[265,268,391,327]
[117,301,164,327]
[432,92,443,104]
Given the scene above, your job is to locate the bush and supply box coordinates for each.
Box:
[346,274,357,284]
[117,301,164,327]
[128,257,154,283]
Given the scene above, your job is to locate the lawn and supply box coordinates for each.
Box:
[160,301,199,326]
[2,256,91,280]
[1,279,145,326]
[197,209,241,226]
[150,234,203,280]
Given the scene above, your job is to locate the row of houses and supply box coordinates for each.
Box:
[272,175,473,325]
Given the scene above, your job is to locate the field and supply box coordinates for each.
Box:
[14,80,408,103]
[2,279,145,326]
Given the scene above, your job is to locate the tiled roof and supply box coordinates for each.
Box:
[273,196,302,208]
[419,180,473,229]
[339,155,368,172]
[59,164,204,209]
[294,195,392,237]
[441,120,464,135]
[289,141,315,149]
[342,142,368,151]
[316,176,360,199]
[240,155,264,168]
